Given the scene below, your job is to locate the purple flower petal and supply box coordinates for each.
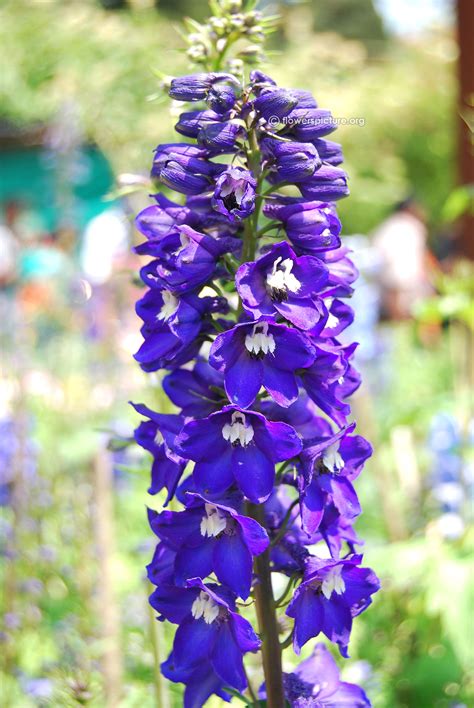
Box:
[225,353,263,408]
[150,585,196,624]
[211,622,247,691]
[175,536,215,586]
[234,513,270,556]
[214,532,252,599]
[322,595,353,657]
[263,365,299,407]
[287,585,324,654]
[174,616,218,668]
[233,444,275,503]
[300,480,325,535]
[193,448,234,496]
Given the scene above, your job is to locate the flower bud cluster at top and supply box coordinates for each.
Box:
[179,0,278,72]
[131,2,379,706]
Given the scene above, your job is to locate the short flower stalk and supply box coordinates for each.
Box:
[131,1,379,706]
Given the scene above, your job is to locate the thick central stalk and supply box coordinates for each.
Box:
[246,503,285,707]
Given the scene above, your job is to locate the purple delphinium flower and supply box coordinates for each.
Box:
[198,121,247,153]
[262,643,371,706]
[298,345,353,426]
[236,241,328,331]
[132,403,187,504]
[253,87,298,120]
[286,555,380,656]
[135,194,197,240]
[132,44,378,706]
[261,138,322,183]
[209,317,317,408]
[152,144,226,195]
[298,165,350,202]
[134,290,227,372]
[263,199,342,256]
[151,577,260,692]
[297,420,372,534]
[161,652,232,708]
[139,225,232,294]
[284,108,337,140]
[148,493,269,598]
[169,72,240,106]
[175,405,302,502]
[212,167,257,221]
[163,359,225,418]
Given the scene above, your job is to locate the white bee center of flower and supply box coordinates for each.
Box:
[191,591,220,624]
[322,442,344,473]
[222,411,254,446]
[321,566,346,600]
[266,257,301,294]
[157,291,179,321]
[154,429,163,445]
[200,504,227,537]
[244,321,276,356]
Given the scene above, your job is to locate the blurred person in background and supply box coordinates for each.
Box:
[372,197,434,320]
[80,206,130,287]
[79,205,132,343]
[0,200,21,290]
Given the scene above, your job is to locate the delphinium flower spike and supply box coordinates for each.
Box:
[132,1,379,706]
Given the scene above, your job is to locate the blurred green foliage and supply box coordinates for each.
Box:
[311,0,386,51]
[0,0,456,235]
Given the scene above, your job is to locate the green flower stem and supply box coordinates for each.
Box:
[270,499,299,548]
[237,121,285,706]
[246,502,286,708]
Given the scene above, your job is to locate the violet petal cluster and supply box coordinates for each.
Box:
[133,68,379,707]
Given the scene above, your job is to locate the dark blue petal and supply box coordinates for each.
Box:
[214,532,252,599]
[259,419,302,462]
[263,365,299,407]
[175,536,215,585]
[174,616,217,668]
[286,585,324,654]
[225,353,263,408]
[233,444,275,503]
[301,480,325,534]
[194,447,234,496]
[211,622,247,691]
[184,664,232,708]
[176,415,228,461]
[148,508,201,548]
[321,596,352,658]
[149,585,195,624]
[234,514,269,556]
[231,611,261,653]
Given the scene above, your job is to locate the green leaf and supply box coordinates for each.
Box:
[441,184,474,222]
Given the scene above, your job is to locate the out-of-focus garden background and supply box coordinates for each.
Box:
[0,0,473,706]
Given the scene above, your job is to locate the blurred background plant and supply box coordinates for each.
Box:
[0,0,473,706]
